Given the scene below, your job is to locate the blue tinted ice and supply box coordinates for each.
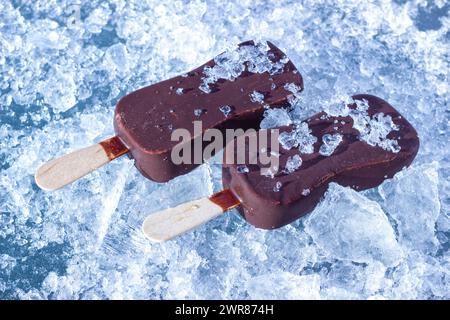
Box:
[260,108,291,129]
[0,0,448,300]
[284,154,302,174]
[319,133,343,156]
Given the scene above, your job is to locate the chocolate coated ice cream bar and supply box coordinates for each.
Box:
[114,40,303,182]
[35,41,302,190]
[222,94,419,229]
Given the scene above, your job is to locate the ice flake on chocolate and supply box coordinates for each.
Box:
[319,133,343,156]
[283,82,303,106]
[273,181,282,192]
[301,189,311,196]
[278,131,297,150]
[284,82,302,94]
[175,88,184,95]
[237,165,249,173]
[199,82,212,93]
[354,98,370,113]
[278,122,317,154]
[262,165,279,178]
[260,108,292,129]
[351,111,400,153]
[324,98,400,153]
[199,41,286,92]
[250,90,265,103]
[323,96,354,117]
[193,109,204,117]
[219,105,233,117]
[284,154,302,174]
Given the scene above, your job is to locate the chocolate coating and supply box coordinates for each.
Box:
[222,94,420,229]
[114,41,303,182]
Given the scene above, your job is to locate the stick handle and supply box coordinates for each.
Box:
[35,136,128,191]
[142,190,240,242]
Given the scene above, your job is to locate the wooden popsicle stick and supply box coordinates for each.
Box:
[35,136,129,191]
[142,189,241,242]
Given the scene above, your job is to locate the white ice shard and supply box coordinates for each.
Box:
[278,122,317,154]
[249,90,265,103]
[284,154,302,173]
[38,66,77,113]
[247,272,321,299]
[378,162,441,253]
[199,41,287,92]
[304,183,404,267]
[260,107,292,129]
[319,133,343,156]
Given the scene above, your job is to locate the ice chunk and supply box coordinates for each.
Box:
[29,27,69,50]
[378,162,441,252]
[175,88,184,95]
[304,183,403,266]
[296,123,318,154]
[262,165,279,178]
[247,273,321,299]
[284,154,302,173]
[273,181,282,192]
[321,260,390,298]
[236,165,249,173]
[249,90,265,103]
[199,83,211,93]
[322,95,354,117]
[199,41,287,92]
[193,109,204,117]
[284,82,302,94]
[278,122,317,154]
[278,131,297,150]
[219,105,233,117]
[319,133,343,156]
[85,6,111,34]
[38,66,77,113]
[260,108,292,129]
[323,98,400,153]
[283,82,303,106]
[105,43,130,73]
[351,111,400,153]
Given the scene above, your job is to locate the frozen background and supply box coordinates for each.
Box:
[0,0,449,299]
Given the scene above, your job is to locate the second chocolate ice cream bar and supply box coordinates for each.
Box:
[114,41,303,182]
[222,94,419,229]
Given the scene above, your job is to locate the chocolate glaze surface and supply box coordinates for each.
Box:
[222,94,420,229]
[114,41,303,182]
